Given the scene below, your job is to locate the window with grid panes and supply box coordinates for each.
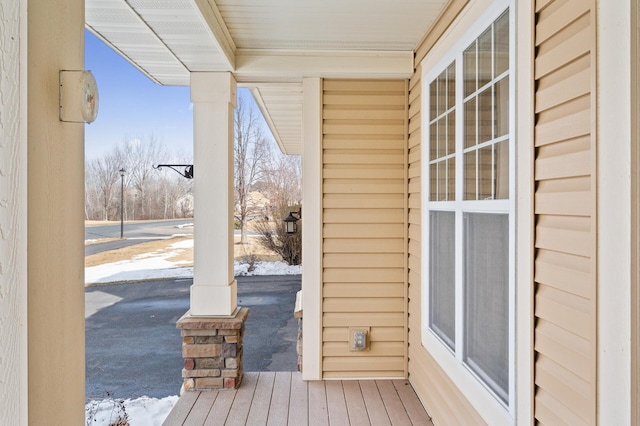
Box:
[424,9,513,407]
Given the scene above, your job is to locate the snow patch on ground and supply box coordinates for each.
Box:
[85,395,178,426]
[234,260,302,276]
[86,238,300,285]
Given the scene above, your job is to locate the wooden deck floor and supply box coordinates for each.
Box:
[163,372,433,426]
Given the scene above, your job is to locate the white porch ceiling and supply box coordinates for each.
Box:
[85,0,449,154]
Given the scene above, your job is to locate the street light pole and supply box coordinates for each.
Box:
[119,168,126,239]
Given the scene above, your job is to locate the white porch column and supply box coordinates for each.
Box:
[597,1,632,423]
[301,77,322,379]
[190,72,237,316]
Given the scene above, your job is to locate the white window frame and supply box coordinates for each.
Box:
[421,1,516,423]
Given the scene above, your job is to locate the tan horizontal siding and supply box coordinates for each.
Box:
[405,3,483,423]
[322,357,405,371]
[324,209,404,224]
[324,238,405,254]
[535,320,591,379]
[533,0,597,424]
[324,268,405,283]
[323,327,405,342]
[322,79,408,379]
[323,193,404,209]
[323,313,405,328]
[324,342,406,357]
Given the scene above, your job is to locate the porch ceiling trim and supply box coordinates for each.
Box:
[248,84,303,155]
[191,0,236,70]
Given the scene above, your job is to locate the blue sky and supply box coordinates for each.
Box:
[84,30,270,162]
[84,30,194,160]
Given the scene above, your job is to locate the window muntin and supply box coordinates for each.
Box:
[428,63,456,201]
[463,11,510,201]
[425,8,512,409]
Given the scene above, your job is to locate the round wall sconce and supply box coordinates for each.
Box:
[59,70,99,123]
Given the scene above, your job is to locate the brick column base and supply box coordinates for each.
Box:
[176,307,249,391]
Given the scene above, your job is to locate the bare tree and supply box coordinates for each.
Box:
[262,153,302,211]
[85,152,124,220]
[84,137,193,221]
[234,97,269,244]
[121,135,168,219]
[253,203,301,265]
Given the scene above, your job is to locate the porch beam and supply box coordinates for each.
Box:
[190,72,237,316]
[235,50,415,82]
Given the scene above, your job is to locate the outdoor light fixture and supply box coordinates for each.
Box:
[153,164,193,179]
[59,70,99,123]
[283,211,300,234]
[119,168,125,239]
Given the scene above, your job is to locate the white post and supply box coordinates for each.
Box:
[301,77,322,379]
[190,72,237,316]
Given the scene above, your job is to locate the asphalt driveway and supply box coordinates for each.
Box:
[85,275,300,400]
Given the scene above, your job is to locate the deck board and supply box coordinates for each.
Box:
[308,380,329,426]
[267,372,292,426]
[163,372,433,426]
[246,372,275,425]
[326,381,349,425]
[342,381,370,426]
[204,389,235,426]
[377,380,412,426]
[359,380,392,426]
[288,372,309,426]
[185,392,216,426]
[164,389,199,425]
[392,380,433,425]
[224,373,258,426]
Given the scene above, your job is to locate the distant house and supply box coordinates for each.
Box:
[1,0,638,424]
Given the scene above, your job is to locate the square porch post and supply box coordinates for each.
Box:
[177,72,247,391]
[190,72,237,316]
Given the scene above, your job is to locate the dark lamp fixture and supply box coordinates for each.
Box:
[153,164,193,179]
[283,212,300,234]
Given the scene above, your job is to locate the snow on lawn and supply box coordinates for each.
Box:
[85,238,300,285]
[85,395,178,426]
[234,260,301,276]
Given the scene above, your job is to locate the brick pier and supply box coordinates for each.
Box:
[177,307,249,391]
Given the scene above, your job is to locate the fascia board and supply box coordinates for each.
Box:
[249,87,288,154]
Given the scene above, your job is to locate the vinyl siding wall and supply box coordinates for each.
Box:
[406,0,485,423]
[406,0,598,424]
[533,0,597,423]
[322,79,409,379]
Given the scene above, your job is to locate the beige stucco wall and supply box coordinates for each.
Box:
[27,0,86,423]
[0,0,28,424]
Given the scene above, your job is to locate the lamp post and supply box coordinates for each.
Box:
[119,168,125,239]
